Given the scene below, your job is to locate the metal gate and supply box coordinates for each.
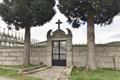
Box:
[52,41,66,66]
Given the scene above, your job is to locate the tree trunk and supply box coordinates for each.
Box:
[24,26,31,65]
[86,15,96,70]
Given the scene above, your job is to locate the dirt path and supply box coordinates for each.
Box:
[29,67,68,80]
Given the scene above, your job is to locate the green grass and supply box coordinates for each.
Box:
[70,68,120,80]
[0,64,37,69]
[0,68,41,80]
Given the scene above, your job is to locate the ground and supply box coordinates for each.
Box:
[29,67,69,80]
[70,68,120,80]
[1,67,120,80]
[0,66,69,80]
[0,68,40,80]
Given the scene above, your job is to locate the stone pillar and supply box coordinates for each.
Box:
[46,38,52,67]
[66,37,73,67]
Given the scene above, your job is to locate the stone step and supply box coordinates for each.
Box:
[22,67,50,74]
[20,65,44,72]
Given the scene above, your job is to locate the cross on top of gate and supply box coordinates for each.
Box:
[56,19,62,30]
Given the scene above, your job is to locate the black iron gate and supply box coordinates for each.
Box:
[52,41,66,66]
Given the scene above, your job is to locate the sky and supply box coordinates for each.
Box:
[0,0,120,44]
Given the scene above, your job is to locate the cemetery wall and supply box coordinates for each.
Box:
[0,48,24,65]
[0,46,47,65]
[30,46,47,65]
[0,44,120,69]
[73,45,120,68]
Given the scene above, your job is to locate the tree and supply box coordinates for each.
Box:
[0,0,55,65]
[58,0,120,70]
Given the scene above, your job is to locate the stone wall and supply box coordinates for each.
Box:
[0,48,24,65]
[0,44,120,69]
[30,46,47,65]
[0,46,47,65]
[73,45,120,68]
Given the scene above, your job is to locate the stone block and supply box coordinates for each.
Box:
[1,49,7,53]
[9,53,17,56]
[96,57,113,63]
[2,53,9,56]
[2,61,13,65]
[80,51,87,56]
[117,47,120,51]
[5,57,16,61]
[16,53,23,56]
[39,57,46,62]
[12,61,23,65]
[17,57,24,61]
[73,61,86,67]
[1,49,13,53]
[108,52,120,57]
[115,62,120,69]
[73,56,87,65]
[0,57,6,60]
[97,62,113,68]
[115,57,120,63]
[108,47,117,52]
[0,53,2,56]
[95,52,108,57]
[30,57,39,61]
[31,52,39,57]
[30,61,39,65]
[0,61,2,65]
[9,52,23,57]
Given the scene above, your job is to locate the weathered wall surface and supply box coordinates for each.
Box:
[0,44,120,69]
[30,46,47,65]
[0,48,24,65]
[0,46,47,65]
[73,45,120,68]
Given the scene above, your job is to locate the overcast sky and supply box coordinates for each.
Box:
[0,0,120,44]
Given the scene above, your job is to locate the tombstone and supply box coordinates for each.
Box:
[15,31,17,39]
[3,28,5,36]
[46,19,72,67]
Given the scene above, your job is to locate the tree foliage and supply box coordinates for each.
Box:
[58,0,120,70]
[0,0,55,29]
[0,0,55,65]
[58,0,120,27]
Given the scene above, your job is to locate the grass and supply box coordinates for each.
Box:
[0,64,37,69]
[70,68,120,80]
[0,68,41,80]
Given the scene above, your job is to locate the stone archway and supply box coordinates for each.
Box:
[46,19,73,67]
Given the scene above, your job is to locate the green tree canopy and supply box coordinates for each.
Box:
[0,0,55,65]
[58,0,120,70]
[59,0,120,27]
[0,0,55,29]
